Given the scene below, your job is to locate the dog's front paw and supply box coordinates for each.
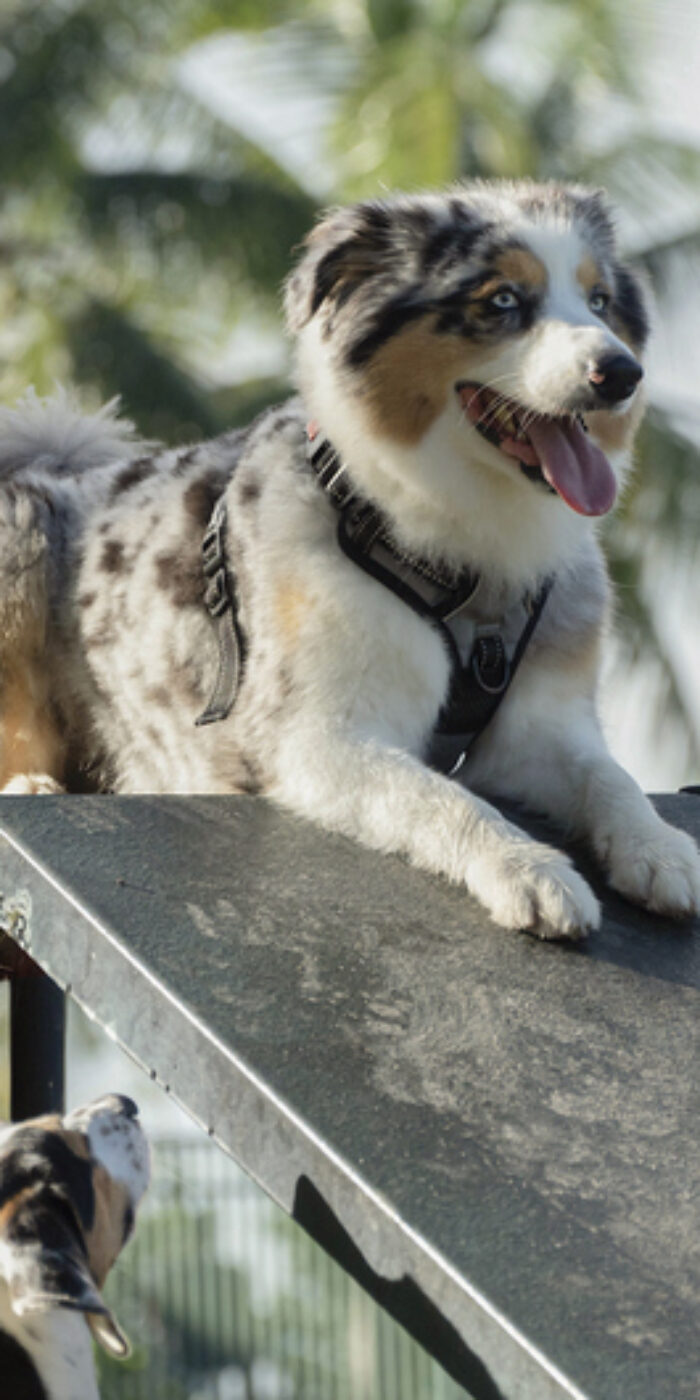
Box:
[470,842,600,942]
[1,773,65,795]
[602,818,700,919]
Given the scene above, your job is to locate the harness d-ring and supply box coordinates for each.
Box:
[471,632,510,696]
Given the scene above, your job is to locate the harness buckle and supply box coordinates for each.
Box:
[440,575,481,622]
[202,525,223,577]
[204,567,230,619]
[471,629,510,695]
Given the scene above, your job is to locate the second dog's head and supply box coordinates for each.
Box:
[286,181,648,572]
[0,1094,149,1369]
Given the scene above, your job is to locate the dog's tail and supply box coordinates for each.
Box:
[0,388,148,480]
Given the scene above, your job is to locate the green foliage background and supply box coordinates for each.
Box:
[95,1135,469,1399]
[1,0,699,767]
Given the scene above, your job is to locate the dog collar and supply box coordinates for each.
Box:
[306,424,553,773]
[306,423,481,621]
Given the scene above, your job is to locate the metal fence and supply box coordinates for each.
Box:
[99,1137,470,1400]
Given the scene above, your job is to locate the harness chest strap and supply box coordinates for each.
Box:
[195,432,553,772]
[425,590,550,773]
[307,430,553,773]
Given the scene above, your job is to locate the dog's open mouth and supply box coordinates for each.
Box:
[458,382,617,516]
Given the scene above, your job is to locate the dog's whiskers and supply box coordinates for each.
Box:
[477,390,522,435]
[458,374,528,437]
[520,407,545,434]
[479,401,512,433]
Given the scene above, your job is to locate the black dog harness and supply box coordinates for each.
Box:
[196,430,552,773]
[195,497,247,728]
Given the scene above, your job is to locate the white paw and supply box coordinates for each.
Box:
[1,773,65,795]
[602,818,700,919]
[470,840,600,941]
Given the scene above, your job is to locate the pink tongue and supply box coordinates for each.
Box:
[526,417,617,516]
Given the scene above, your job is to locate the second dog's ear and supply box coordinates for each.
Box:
[1,1187,131,1357]
[86,1308,131,1358]
[285,202,391,330]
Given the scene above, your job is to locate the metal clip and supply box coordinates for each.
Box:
[204,568,230,619]
[202,525,222,577]
[471,627,510,695]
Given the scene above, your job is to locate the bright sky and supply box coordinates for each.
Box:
[638,0,700,141]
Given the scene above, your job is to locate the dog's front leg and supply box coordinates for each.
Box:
[582,753,700,916]
[470,679,700,920]
[271,728,600,940]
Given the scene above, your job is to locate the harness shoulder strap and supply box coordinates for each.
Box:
[307,429,553,773]
[195,499,247,727]
[426,579,552,773]
[194,427,553,763]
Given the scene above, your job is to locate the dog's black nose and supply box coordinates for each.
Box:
[588,353,643,404]
[115,1095,139,1120]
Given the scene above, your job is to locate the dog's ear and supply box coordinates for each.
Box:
[1,1188,131,1357]
[570,185,650,351]
[285,201,392,330]
[572,186,617,255]
[86,1309,131,1358]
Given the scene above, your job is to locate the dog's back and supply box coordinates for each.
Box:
[0,393,154,791]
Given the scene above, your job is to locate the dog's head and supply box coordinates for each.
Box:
[286,182,648,557]
[0,1093,149,1359]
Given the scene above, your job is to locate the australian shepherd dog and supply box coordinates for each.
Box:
[0,180,698,939]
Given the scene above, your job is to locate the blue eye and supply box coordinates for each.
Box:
[490,288,520,311]
[589,289,610,315]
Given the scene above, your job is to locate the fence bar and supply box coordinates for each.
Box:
[10,953,65,1119]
